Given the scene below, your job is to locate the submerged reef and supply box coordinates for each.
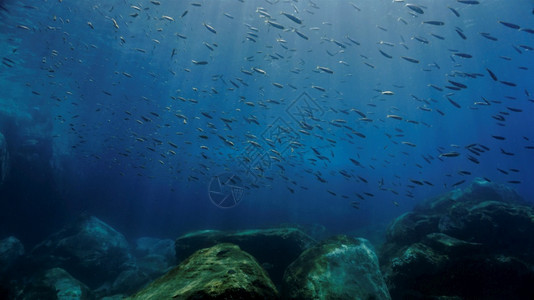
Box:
[380,178,534,299]
[1,179,533,299]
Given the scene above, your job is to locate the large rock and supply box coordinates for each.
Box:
[0,236,24,277]
[134,237,175,274]
[17,268,94,300]
[135,237,175,261]
[0,132,8,185]
[381,179,534,299]
[128,243,279,299]
[175,227,315,285]
[282,235,391,300]
[94,238,176,297]
[30,215,134,289]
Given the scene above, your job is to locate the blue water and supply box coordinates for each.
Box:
[0,0,533,244]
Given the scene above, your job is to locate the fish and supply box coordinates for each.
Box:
[448,7,460,17]
[252,67,266,75]
[453,53,472,58]
[498,21,520,30]
[499,81,517,87]
[423,21,445,26]
[457,0,479,4]
[281,12,302,24]
[111,18,119,29]
[203,23,217,34]
[312,85,326,92]
[406,4,424,14]
[401,56,419,63]
[387,115,403,120]
[294,30,309,40]
[447,97,461,108]
[379,49,392,59]
[317,66,334,74]
[452,180,466,187]
[266,20,285,30]
[410,179,424,186]
[440,152,460,157]
[455,29,467,39]
[480,32,498,41]
[486,68,498,81]
[448,80,467,89]
[402,141,416,147]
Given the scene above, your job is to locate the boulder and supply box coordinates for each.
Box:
[0,132,8,185]
[175,227,315,285]
[30,215,133,289]
[134,237,175,265]
[17,268,94,300]
[282,235,391,300]
[128,243,279,299]
[91,237,177,296]
[0,236,24,276]
[381,179,534,299]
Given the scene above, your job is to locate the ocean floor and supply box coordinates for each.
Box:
[1,179,534,299]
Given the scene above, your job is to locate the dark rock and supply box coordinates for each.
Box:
[381,179,534,299]
[30,215,134,289]
[0,132,8,185]
[282,235,391,300]
[17,268,94,300]
[110,267,149,296]
[0,236,24,276]
[129,243,279,299]
[175,227,315,285]
[136,254,172,278]
[134,237,175,265]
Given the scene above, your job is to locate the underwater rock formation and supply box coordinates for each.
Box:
[97,238,176,297]
[30,215,134,289]
[134,237,175,266]
[128,243,279,299]
[17,267,94,300]
[0,132,8,185]
[0,236,24,277]
[175,227,315,285]
[282,235,391,300]
[381,179,534,299]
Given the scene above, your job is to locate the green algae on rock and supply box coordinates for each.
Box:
[17,268,94,300]
[129,243,279,299]
[175,227,316,285]
[282,235,391,300]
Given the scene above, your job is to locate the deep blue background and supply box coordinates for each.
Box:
[0,0,533,245]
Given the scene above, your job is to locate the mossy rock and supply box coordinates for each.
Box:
[129,243,279,299]
[175,227,315,285]
[282,235,390,300]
